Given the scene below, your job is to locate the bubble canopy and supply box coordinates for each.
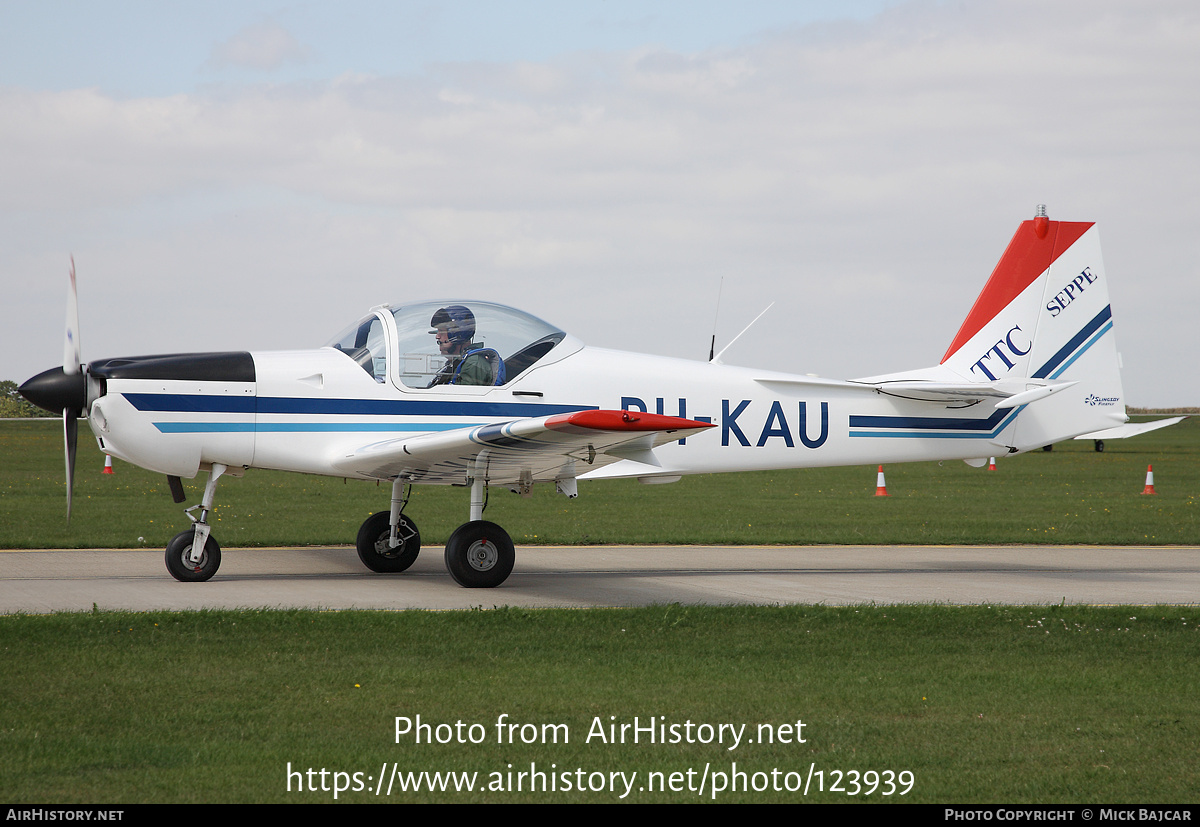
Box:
[326,300,567,388]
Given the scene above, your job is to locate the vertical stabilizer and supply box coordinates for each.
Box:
[941,208,1127,451]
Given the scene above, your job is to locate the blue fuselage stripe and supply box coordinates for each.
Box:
[125,394,255,413]
[152,422,480,434]
[849,407,1009,432]
[124,393,593,418]
[849,407,1023,439]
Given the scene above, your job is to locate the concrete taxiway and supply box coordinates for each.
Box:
[2,545,1198,613]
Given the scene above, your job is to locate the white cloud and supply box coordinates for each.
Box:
[207,21,314,72]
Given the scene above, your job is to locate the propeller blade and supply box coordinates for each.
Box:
[63,258,83,522]
[64,408,79,523]
[64,256,81,374]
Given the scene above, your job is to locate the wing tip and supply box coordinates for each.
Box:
[548,409,715,433]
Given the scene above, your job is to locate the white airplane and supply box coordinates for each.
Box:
[18,208,1168,588]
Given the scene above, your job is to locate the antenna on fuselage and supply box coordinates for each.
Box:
[708,276,724,362]
[711,302,774,365]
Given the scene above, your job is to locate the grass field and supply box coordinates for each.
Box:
[1,605,1197,804]
[0,416,1196,549]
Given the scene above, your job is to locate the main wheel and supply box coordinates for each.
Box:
[444,520,514,588]
[165,529,221,582]
[356,511,421,573]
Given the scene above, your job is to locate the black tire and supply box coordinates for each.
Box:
[1094,440,1105,453]
[165,529,221,582]
[356,511,421,573]
[444,520,514,588]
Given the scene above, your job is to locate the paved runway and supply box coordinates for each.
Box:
[2,545,1198,613]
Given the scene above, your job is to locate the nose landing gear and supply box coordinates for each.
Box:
[165,463,226,582]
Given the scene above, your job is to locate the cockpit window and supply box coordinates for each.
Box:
[391,301,564,388]
[326,314,388,382]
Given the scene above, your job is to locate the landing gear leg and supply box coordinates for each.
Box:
[443,455,515,588]
[165,463,226,582]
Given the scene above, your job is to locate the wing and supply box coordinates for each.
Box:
[330,409,715,484]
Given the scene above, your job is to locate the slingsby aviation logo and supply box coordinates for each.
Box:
[1085,395,1120,407]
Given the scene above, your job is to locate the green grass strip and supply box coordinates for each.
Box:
[1,417,1197,548]
[1,606,1197,803]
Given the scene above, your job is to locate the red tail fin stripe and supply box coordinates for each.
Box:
[941,220,1093,363]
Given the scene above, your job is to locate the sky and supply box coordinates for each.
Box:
[2,0,1197,407]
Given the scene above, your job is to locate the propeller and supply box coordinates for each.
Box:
[65,256,81,375]
[63,257,82,522]
[19,258,87,522]
[64,405,78,522]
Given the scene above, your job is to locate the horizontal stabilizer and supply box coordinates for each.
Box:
[866,380,1014,403]
[1074,416,1186,441]
[857,378,1077,407]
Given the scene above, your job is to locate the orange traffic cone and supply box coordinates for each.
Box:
[874,465,890,497]
[988,457,996,471]
[1141,464,1156,495]
[102,455,114,475]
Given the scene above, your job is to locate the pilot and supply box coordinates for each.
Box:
[429,305,492,386]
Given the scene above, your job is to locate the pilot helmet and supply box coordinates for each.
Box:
[430,305,476,345]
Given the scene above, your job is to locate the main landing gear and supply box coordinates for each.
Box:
[356,511,421,572]
[165,463,518,588]
[444,520,515,588]
[355,480,422,573]
[441,461,515,588]
[353,467,516,588]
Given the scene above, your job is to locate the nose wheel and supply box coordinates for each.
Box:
[444,521,514,588]
[165,530,221,582]
[165,463,225,582]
